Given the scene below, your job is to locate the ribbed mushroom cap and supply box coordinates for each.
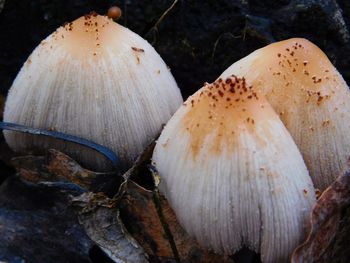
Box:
[220,38,350,190]
[152,76,315,262]
[4,13,183,171]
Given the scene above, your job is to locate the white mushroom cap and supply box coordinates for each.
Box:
[4,13,183,171]
[152,76,315,262]
[220,38,350,190]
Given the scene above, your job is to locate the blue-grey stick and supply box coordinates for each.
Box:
[0,121,120,169]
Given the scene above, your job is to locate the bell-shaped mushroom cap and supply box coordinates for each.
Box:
[152,76,315,262]
[4,13,183,171]
[220,38,350,190]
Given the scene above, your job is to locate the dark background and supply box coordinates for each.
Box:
[0,0,349,100]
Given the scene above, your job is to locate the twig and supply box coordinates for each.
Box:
[154,0,178,29]
[146,0,179,42]
[149,165,180,262]
[211,32,242,63]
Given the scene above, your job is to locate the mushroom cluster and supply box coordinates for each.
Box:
[152,38,350,261]
[4,14,348,262]
[4,12,183,171]
[153,75,316,262]
[220,38,350,190]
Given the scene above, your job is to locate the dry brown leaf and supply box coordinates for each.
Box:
[120,180,234,263]
[292,167,350,262]
[73,191,149,263]
[11,149,120,193]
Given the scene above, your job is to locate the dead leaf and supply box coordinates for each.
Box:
[11,149,121,193]
[292,168,350,262]
[120,180,234,263]
[73,192,148,263]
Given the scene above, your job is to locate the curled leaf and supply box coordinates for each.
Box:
[292,167,350,262]
[73,192,148,263]
[11,149,121,193]
[120,180,234,262]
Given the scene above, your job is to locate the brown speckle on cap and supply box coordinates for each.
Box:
[131,47,145,64]
[131,47,145,53]
[181,76,274,157]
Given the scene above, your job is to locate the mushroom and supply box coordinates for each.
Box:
[152,75,315,262]
[220,38,350,190]
[3,12,183,171]
[107,6,122,20]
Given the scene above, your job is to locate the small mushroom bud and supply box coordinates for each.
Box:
[4,13,183,171]
[107,6,122,20]
[220,38,350,190]
[152,76,315,262]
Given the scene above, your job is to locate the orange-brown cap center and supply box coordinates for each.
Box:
[181,76,277,158]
